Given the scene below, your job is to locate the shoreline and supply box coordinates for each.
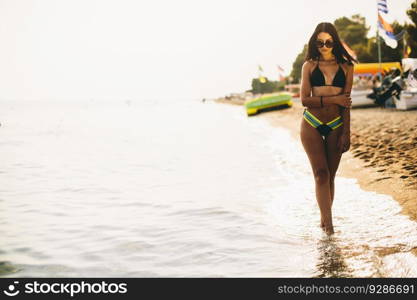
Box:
[214,97,417,254]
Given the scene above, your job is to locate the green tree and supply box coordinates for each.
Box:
[352,41,373,62]
[406,0,417,58]
[334,14,370,47]
[250,78,284,94]
[289,44,307,84]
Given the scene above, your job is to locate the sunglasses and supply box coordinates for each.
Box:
[316,39,334,48]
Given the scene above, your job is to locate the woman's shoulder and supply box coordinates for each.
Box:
[340,61,354,73]
[302,59,317,70]
[341,60,355,67]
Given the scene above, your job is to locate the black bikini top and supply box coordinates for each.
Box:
[310,59,346,88]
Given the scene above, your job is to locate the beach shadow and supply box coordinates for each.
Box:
[313,236,353,278]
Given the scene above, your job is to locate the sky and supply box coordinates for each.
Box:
[0,0,414,101]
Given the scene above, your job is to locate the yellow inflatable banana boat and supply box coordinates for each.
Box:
[245,92,293,116]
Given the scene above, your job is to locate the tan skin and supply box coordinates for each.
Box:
[300,32,354,235]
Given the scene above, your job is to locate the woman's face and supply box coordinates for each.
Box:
[316,32,334,55]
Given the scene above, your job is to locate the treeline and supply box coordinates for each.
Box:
[288,1,417,83]
[248,78,286,94]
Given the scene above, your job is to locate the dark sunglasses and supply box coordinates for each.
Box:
[316,39,334,48]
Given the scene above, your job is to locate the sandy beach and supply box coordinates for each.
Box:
[215,96,417,235]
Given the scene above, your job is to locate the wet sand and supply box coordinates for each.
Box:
[214,97,417,240]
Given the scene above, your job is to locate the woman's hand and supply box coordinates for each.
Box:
[337,131,351,153]
[334,93,352,108]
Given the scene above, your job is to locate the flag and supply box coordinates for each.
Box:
[276,65,285,81]
[376,0,398,48]
[377,0,388,14]
[258,65,263,72]
[407,46,412,56]
[404,38,410,58]
[378,14,397,48]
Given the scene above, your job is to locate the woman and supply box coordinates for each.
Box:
[300,22,357,234]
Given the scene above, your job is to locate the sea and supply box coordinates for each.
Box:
[1,98,417,277]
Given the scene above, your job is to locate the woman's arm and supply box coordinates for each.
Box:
[340,64,354,134]
[337,63,354,153]
[300,61,343,108]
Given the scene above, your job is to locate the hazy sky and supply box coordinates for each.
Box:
[0,0,414,101]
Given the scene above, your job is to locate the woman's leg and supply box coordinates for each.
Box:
[300,119,333,234]
[325,126,344,208]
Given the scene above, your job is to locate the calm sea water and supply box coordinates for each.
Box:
[1,98,417,277]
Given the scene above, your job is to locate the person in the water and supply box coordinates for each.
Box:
[300,22,357,234]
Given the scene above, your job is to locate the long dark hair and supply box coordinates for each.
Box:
[305,22,357,65]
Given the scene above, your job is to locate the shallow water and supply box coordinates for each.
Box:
[0,98,416,277]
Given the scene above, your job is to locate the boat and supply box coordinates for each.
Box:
[351,89,377,108]
[351,61,403,108]
[245,93,292,116]
[394,90,417,110]
[394,58,417,110]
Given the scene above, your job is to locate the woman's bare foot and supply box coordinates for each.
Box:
[322,222,334,235]
[321,217,334,234]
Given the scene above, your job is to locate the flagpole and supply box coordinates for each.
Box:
[377,24,382,81]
